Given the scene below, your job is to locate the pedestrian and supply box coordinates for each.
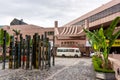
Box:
[117,68,120,75]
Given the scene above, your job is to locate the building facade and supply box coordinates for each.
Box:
[54,0,120,55]
[1,0,120,55]
[2,25,54,47]
[3,18,54,42]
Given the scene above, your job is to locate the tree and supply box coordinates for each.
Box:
[12,29,21,36]
[12,29,21,42]
[84,17,120,69]
[0,29,10,46]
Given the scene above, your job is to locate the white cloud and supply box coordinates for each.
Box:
[0,0,111,27]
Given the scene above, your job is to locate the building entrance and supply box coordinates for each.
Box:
[110,47,120,54]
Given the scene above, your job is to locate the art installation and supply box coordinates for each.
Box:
[2,30,52,70]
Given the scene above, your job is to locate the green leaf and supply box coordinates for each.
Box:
[84,17,120,69]
[109,30,120,48]
[105,17,120,39]
[0,29,10,46]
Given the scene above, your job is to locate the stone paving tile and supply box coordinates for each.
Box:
[51,60,95,80]
[0,65,65,80]
[0,58,96,80]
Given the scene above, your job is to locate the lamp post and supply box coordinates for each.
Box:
[52,21,58,66]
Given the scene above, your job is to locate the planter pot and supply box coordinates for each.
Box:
[96,72,116,80]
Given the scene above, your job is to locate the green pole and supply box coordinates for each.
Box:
[9,36,13,69]
[2,30,6,69]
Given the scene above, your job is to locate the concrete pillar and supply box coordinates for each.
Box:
[55,21,58,28]
[85,19,90,57]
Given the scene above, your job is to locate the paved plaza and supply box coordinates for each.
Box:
[0,57,96,80]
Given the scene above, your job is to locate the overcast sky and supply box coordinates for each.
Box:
[0,0,111,27]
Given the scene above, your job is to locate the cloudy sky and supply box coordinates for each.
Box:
[0,0,111,27]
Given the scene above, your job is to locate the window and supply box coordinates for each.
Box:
[64,42,66,44]
[68,49,74,52]
[67,42,69,44]
[73,20,85,26]
[76,50,79,53]
[88,3,120,22]
[76,42,78,44]
[57,49,63,52]
[47,31,54,35]
[64,49,68,52]
[72,42,74,44]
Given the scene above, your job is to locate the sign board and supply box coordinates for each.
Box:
[106,39,120,47]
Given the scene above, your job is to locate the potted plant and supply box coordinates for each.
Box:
[84,16,120,80]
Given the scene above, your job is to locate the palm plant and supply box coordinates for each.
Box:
[84,17,120,69]
[12,29,21,36]
[0,29,10,46]
[12,29,21,41]
[104,17,120,68]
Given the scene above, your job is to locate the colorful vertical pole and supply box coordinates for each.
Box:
[18,42,20,68]
[35,34,39,69]
[26,35,30,69]
[30,38,32,69]
[32,35,35,68]
[2,30,6,69]
[22,39,25,69]
[13,47,16,69]
[38,35,40,69]
[39,36,42,69]
[32,33,37,68]
[44,32,47,69]
[12,36,15,69]
[41,34,44,69]
[47,38,51,67]
[9,36,14,69]
[15,37,18,69]
[19,34,23,67]
[29,36,31,69]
